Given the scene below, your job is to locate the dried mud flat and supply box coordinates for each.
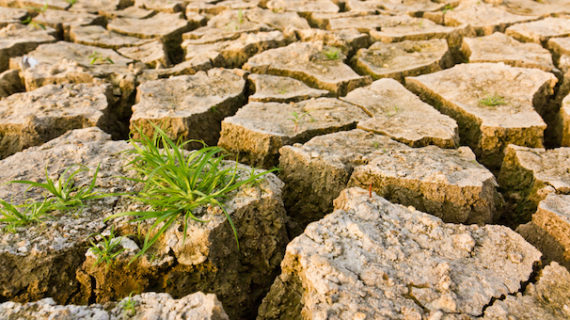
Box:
[0,0,569,319]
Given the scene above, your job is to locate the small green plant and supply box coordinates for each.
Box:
[11,165,107,212]
[0,198,53,232]
[289,111,315,133]
[66,0,77,5]
[385,105,400,117]
[106,125,275,262]
[21,3,47,30]
[322,47,341,60]
[441,4,454,13]
[89,51,114,65]
[479,94,506,107]
[89,227,125,268]
[121,292,137,317]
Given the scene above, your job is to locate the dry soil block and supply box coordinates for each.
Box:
[33,9,105,39]
[344,0,448,15]
[78,162,288,319]
[130,68,246,147]
[0,83,114,158]
[248,74,329,103]
[406,62,557,169]
[499,144,570,222]
[243,41,371,96]
[69,25,153,49]
[351,39,453,82]
[506,17,570,45]
[0,128,129,304]
[0,23,56,72]
[444,1,538,36]
[280,129,500,236]
[218,98,368,168]
[0,7,27,28]
[461,32,555,72]
[517,194,570,270]
[342,78,459,148]
[108,11,191,41]
[265,0,339,14]
[483,262,570,320]
[0,292,230,320]
[182,31,290,69]
[547,36,570,67]
[258,188,541,320]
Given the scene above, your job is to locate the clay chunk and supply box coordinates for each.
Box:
[69,25,153,49]
[483,262,570,320]
[265,0,339,14]
[517,194,570,270]
[258,187,541,319]
[243,41,371,95]
[406,62,556,169]
[130,68,246,148]
[343,78,459,148]
[0,83,114,158]
[444,1,538,36]
[0,7,27,28]
[461,32,555,72]
[0,128,129,304]
[506,17,570,44]
[108,12,191,40]
[0,23,56,72]
[559,93,570,146]
[248,74,329,103]
[352,39,453,82]
[0,292,230,320]
[218,98,368,168]
[499,144,570,221]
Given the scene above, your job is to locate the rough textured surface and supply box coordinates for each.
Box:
[548,36,570,66]
[118,40,170,68]
[218,98,368,168]
[560,93,570,146]
[461,32,555,71]
[33,9,105,39]
[69,25,153,49]
[258,187,541,320]
[248,74,329,103]
[499,144,570,222]
[348,146,501,225]
[483,262,570,320]
[182,30,290,69]
[506,17,570,44]
[342,78,459,148]
[352,39,453,82]
[517,194,570,270]
[265,0,339,14]
[0,69,23,98]
[0,128,129,305]
[243,41,371,96]
[280,129,500,237]
[0,291,230,320]
[130,68,246,148]
[0,7,27,28]
[406,62,556,169]
[78,161,288,320]
[444,1,538,36]
[0,23,56,72]
[108,11,190,40]
[0,83,114,158]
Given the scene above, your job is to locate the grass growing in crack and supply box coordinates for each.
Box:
[0,198,53,232]
[479,94,506,107]
[89,227,125,268]
[11,165,107,212]
[121,292,137,317]
[89,51,114,65]
[322,47,341,60]
[21,2,47,30]
[66,0,77,5]
[107,125,275,261]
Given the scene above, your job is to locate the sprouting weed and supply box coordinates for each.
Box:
[441,4,454,13]
[106,124,276,262]
[121,292,137,317]
[66,0,77,5]
[0,198,53,232]
[289,111,315,133]
[322,47,341,60]
[372,142,380,149]
[10,164,110,212]
[479,94,506,107]
[89,227,125,268]
[89,51,114,65]
[385,105,400,117]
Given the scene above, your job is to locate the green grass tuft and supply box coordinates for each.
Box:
[89,227,125,268]
[322,47,341,60]
[0,198,53,232]
[479,94,506,107]
[107,125,275,262]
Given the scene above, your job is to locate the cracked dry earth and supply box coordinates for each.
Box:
[1,0,570,319]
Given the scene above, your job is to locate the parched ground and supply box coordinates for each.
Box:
[0,0,570,319]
